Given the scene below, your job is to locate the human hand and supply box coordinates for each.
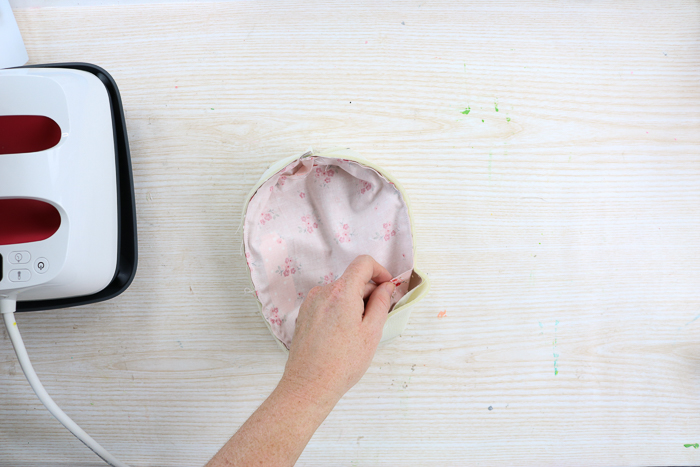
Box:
[280,255,396,404]
[206,255,394,467]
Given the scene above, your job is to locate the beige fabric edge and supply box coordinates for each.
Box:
[241,147,431,353]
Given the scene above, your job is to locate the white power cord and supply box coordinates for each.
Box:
[1,298,130,467]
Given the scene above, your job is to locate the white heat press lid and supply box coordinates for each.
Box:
[0,67,119,303]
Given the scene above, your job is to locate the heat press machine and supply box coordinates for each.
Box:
[0,62,137,467]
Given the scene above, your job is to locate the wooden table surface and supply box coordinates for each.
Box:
[2,1,700,466]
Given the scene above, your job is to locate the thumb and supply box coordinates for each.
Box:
[363,282,395,329]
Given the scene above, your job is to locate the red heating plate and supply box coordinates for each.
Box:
[0,199,61,245]
[0,115,61,155]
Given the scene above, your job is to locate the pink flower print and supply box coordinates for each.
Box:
[299,192,306,199]
[314,165,336,186]
[279,176,287,186]
[335,223,352,244]
[269,307,282,326]
[276,257,302,276]
[318,272,336,285]
[299,214,320,234]
[259,209,279,225]
[360,180,372,194]
[374,222,399,242]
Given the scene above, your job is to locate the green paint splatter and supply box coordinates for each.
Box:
[506,117,511,122]
[554,368,558,375]
[495,102,499,112]
[482,119,484,123]
[461,106,470,115]
[685,444,699,449]
[211,108,215,110]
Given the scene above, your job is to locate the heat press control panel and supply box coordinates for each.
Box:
[0,245,59,293]
[4,251,50,281]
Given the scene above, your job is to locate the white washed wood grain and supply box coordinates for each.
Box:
[1,1,699,466]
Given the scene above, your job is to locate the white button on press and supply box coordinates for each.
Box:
[9,251,31,264]
[34,257,49,274]
[9,269,31,282]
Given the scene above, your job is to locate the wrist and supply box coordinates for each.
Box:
[277,373,343,412]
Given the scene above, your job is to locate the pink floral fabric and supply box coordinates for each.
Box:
[244,156,414,349]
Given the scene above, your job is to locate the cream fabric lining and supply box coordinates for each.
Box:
[243,155,415,349]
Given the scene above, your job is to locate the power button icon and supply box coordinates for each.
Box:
[35,257,49,274]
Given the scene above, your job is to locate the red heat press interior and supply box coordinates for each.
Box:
[0,199,61,245]
[0,115,61,155]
